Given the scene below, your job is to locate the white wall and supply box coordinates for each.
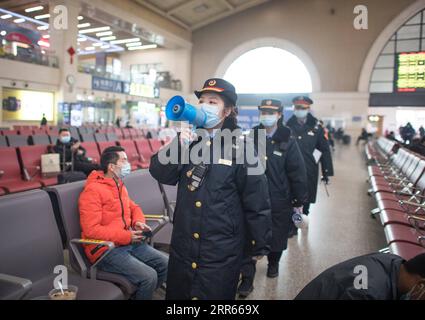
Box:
[311,92,369,136]
[369,106,425,134]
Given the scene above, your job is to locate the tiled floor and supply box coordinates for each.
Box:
[242,141,387,300]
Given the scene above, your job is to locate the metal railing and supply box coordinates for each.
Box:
[0,48,59,68]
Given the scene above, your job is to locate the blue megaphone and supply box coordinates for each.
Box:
[165,96,207,127]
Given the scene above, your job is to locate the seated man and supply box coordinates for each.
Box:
[79,146,168,300]
[53,128,100,176]
[295,253,425,300]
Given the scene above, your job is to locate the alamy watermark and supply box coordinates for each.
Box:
[158,128,267,176]
[354,5,368,30]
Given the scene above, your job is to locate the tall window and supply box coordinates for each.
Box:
[223,47,312,94]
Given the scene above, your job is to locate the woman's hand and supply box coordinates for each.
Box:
[179,127,197,146]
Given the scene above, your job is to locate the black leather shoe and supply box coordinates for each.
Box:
[238,279,254,298]
[267,264,279,278]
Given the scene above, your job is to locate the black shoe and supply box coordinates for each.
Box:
[267,264,279,278]
[238,279,254,298]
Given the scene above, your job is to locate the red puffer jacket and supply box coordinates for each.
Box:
[79,171,146,263]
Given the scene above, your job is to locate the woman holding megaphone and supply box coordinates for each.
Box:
[149,78,272,300]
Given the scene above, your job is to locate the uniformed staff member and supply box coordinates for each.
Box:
[286,96,334,236]
[149,78,272,300]
[238,99,308,298]
[295,253,425,300]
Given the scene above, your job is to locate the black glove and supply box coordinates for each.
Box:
[321,176,329,185]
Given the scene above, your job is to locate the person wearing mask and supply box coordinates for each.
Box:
[295,252,425,300]
[238,99,308,297]
[52,128,100,176]
[149,78,272,300]
[79,146,168,300]
[286,96,334,237]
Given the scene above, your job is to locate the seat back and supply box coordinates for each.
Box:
[123,170,166,216]
[31,135,51,145]
[118,140,140,162]
[81,133,95,143]
[18,129,33,136]
[7,135,29,147]
[47,128,59,137]
[1,130,18,136]
[0,135,8,147]
[129,128,139,139]
[18,145,48,177]
[0,147,22,181]
[45,181,86,272]
[403,154,419,178]
[106,133,118,141]
[69,127,80,141]
[121,128,132,140]
[411,160,425,187]
[392,149,408,167]
[97,141,117,154]
[0,190,63,283]
[113,128,123,140]
[148,139,162,153]
[80,142,101,164]
[94,133,107,143]
[162,184,177,220]
[134,139,154,162]
[33,128,47,135]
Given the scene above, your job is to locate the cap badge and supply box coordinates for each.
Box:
[208,80,217,86]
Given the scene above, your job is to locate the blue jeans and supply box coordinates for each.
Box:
[97,242,168,300]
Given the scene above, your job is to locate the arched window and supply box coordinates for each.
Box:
[223,47,312,94]
[369,10,425,93]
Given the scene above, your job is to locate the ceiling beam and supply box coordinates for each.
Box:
[221,0,235,11]
[166,0,199,16]
[192,0,269,31]
[135,0,191,30]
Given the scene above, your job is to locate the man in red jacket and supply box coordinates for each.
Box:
[79,146,168,300]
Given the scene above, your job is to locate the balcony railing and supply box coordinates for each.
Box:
[0,48,59,68]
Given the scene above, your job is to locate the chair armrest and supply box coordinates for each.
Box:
[419,236,425,247]
[0,170,4,179]
[0,273,32,300]
[408,215,425,231]
[69,239,115,280]
[399,200,425,209]
[145,215,170,235]
[394,189,421,197]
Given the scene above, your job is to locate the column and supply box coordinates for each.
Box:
[48,0,80,104]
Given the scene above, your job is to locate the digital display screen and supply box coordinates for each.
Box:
[395,52,425,92]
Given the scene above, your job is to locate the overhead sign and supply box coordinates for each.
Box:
[129,83,155,98]
[395,52,425,92]
[92,76,125,94]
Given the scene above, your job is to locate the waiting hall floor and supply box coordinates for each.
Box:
[243,141,387,300]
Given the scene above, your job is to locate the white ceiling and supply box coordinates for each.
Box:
[133,0,269,30]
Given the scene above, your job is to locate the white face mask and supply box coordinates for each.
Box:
[199,103,223,129]
[294,109,308,119]
[260,114,278,127]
